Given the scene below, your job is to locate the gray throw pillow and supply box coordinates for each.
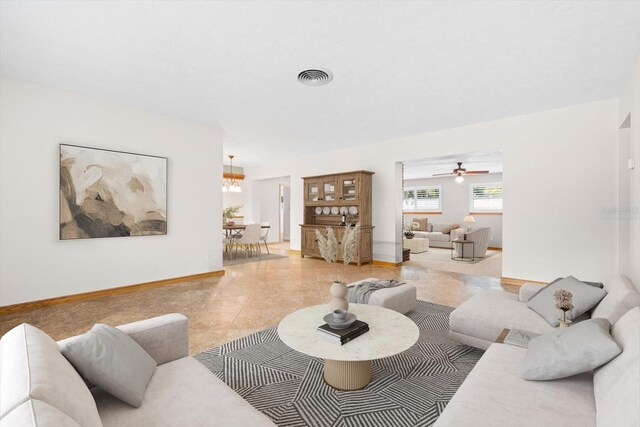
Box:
[527,276,606,326]
[61,324,157,407]
[522,318,621,380]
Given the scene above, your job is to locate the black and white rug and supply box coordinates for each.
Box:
[195,301,483,427]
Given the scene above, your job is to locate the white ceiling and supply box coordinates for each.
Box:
[403,150,503,180]
[2,1,640,166]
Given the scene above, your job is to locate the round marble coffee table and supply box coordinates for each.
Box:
[277,303,419,390]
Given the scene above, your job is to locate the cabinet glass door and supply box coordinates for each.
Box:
[306,181,321,203]
[323,178,337,202]
[341,176,358,202]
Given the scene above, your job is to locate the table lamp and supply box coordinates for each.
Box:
[463,215,475,232]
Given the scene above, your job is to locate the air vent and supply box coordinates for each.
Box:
[297,68,333,86]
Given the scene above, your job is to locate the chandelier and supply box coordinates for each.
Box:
[222,155,242,193]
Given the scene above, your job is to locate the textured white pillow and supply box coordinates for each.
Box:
[61,324,157,407]
[527,275,606,326]
[522,318,621,381]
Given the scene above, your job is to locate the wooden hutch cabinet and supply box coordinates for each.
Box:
[300,171,374,266]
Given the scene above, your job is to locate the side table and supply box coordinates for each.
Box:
[451,239,474,261]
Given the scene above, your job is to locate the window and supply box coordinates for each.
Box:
[471,182,503,212]
[403,186,441,211]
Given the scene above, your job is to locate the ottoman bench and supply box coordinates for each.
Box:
[348,278,417,314]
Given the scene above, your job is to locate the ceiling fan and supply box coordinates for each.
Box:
[433,162,489,183]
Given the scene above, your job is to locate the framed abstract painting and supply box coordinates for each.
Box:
[59,144,168,240]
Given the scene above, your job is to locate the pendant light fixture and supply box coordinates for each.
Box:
[222,155,242,193]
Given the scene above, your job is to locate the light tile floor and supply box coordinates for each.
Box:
[0,243,517,354]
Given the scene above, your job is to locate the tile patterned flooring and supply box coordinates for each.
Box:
[0,243,518,354]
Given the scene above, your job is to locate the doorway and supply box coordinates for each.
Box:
[279,184,291,242]
[400,150,504,278]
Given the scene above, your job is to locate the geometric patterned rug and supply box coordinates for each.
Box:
[194,300,483,427]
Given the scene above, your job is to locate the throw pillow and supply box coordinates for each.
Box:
[522,318,621,380]
[527,276,607,327]
[61,324,157,407]
[414,218,428,231]
[528,276,604,302]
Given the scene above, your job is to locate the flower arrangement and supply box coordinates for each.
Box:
[403,221,419,239]
[554,289,574,323]
[315,223,362,284]
[223,205,242,223]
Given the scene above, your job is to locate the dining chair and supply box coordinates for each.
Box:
[259,222,270,254]
[234,223,262,259]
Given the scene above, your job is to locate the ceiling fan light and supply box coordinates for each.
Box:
[455,175,465,184]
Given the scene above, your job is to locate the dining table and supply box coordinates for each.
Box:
[222,223,270,239]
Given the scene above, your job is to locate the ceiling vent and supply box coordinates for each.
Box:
[297,68,333,86]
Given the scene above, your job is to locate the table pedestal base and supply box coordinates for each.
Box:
[323,359,372,391]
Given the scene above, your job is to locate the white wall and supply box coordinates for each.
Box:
[404,173,503,248]
[251,176,290,243]
[0,77,223,306]
[618,56,640,288]
[246,99,618,283]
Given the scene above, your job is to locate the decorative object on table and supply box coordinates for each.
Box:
[403,221,419,239]
[315,223,362,311]
[322,311,358,329]
[554,289,574,328]
[339,213,347,226]
[59,144,167,240]
[222,205,242,225]
[222,154,242,193]
[316,319,369,345]
[332,309,347,321]
[463,215,476,232]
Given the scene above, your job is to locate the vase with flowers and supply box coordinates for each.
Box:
[223,205,242,226]
[403,221,419,239]
[315,223,362,311]
[554,289,574,328]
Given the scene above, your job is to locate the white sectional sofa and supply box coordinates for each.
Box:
[449,274,640,350]
[435,306,640,427]
[0,313,275,426]
[435,275,640,427]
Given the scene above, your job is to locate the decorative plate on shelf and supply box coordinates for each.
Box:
[331,207,339,215]
[315,207,322,215]
[339,206,348,214]
[322,207,331,215]
[349,206,358,215]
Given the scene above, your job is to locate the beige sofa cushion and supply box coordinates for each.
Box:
[413,218,428,231]
[0,324,102,427]
[94,356,275,426]
[433,344,596,427]
[593,307,640,427]
[1,399,81,427]
[432,223,458,233]
[591,275,640,324]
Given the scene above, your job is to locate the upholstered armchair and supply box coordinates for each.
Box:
[454,227,491,258]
